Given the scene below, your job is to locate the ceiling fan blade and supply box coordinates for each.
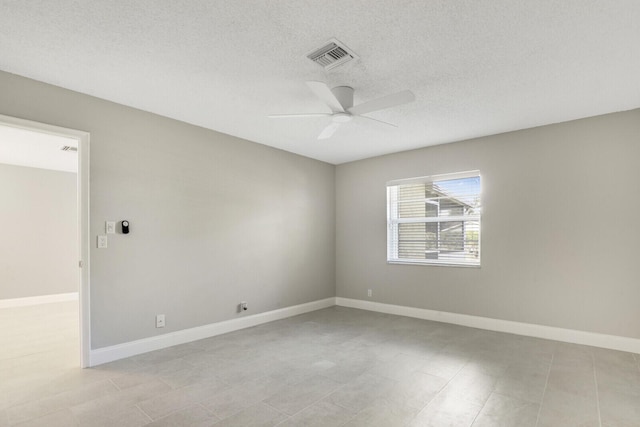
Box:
[317,122,341,140]
[268,113,332,118]
[306,81,345,113]
[348,90,415,116]
[358,115,398,128]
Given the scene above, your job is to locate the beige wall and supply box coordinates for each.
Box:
[0,164,78,299]
[0,71,336,348]
[3,68,638,347]
[336,109,640,339]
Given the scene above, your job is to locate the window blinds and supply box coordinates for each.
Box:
[387,171,481,266]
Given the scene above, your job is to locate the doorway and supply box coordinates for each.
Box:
[0,114,89,368]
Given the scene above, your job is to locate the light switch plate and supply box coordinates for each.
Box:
[106,221,116,234]
[97,235,108,249]
[156,314,165,328]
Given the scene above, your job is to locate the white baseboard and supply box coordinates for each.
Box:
[89,297,336,367]
[89,295,639,367]
[335,297,640,355]
[0,292,79,308]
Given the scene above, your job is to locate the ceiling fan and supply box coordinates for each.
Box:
[269,81,415,139]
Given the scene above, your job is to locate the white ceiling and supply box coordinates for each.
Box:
[1,1,639,164]
[0,125,78,173]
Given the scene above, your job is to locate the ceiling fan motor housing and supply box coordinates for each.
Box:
[331,86,354,110]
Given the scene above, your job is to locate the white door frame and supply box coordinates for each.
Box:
[0,114,91,368]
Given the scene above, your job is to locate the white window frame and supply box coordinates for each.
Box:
[387,170,481,267]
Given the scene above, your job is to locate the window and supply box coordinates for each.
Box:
[387,171,481,266]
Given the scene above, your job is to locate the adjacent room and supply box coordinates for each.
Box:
[0,125,81,414]
[1,1,639,426]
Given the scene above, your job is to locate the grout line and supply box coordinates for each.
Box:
[405,357,470,425]
[534,353,554,427]
[468,388,497,426]
[261,401,297,426]
[135,404,154,422]
[198,402,222,423]
[108,378,122,391]
[262,378,346,420]
[261,401,286,413]
[592,353,603,427]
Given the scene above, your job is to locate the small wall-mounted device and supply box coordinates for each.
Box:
[240,301,248,312]
[121,220,130,234]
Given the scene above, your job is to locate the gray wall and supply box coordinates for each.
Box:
[0,71,336,348]
[0,164,78,299]
[336,109,640,339]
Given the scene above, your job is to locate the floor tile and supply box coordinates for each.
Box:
[471,392,539,427]
[438,372,497,408]
[74,405,151,427]
[598,387,640,427]
[493,362,550,404]
[274,400,355,427]
[12,408,78,427]
[138,381,227,420]
[323,373,396,412]
[342,398,420,427]
[111,358,195,390]
[384,372,448,411]
[420,350,469,380]
[407,391,483,427]
[6,380,118,425]
[263,375,340,416]
[201,375,286,420]
[367,353,430,382]
[212,403,287,427]
[145,404,219,426]
[70,379,171,420]
[537,387,599,427]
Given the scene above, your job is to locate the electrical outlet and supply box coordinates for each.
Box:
[240,301,248,312]
[97,235,108,249]
[156,314,165,328]
[367,289,372,297]
[106,221,116,234]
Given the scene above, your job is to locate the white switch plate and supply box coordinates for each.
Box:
[367,289,372,297]
[106,221,116,234]
[97,235,108,249]
[156,314,165,328]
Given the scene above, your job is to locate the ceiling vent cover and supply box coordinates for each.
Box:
[60,145,77,152]
[307,38,358,70]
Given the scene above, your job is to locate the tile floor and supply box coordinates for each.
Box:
[1,303,640,426]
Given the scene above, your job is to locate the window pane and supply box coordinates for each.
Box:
[433,176,481,213]
[395,177,480,220]
[398,184,437,218]
[439,221,463,251]
[398,222,425,259]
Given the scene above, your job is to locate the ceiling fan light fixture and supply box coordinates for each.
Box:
[332,112,353,123]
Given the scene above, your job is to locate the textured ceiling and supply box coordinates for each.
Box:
[1,1,639,164]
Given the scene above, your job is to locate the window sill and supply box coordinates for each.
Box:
[387,260,481,268]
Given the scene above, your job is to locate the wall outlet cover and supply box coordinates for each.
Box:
[97,235,108,249]
[106,221,116,234]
